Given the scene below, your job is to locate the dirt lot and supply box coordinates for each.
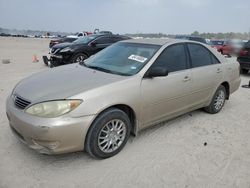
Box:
[0,37,250,188]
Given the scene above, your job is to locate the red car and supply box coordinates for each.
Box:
[210,40,224,52]
[220,39,244,56]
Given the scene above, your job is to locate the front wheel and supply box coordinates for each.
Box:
[71,53,88,63]
[85,108,131,159]
[204,85,226,114]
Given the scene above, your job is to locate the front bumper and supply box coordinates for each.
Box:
[50,53,72,67]
[6,95,95,154]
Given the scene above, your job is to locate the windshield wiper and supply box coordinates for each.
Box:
[86,65,130,76]
[86,65,115,74]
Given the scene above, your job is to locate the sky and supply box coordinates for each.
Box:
[0,0,249,34]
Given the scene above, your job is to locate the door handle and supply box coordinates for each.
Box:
[217,68,222,73]
[183,76,191,82]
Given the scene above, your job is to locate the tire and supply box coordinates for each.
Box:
[71,53,88,63]
[85,108,131,159]
[241,68,249,74]
[204,85,226,114]
[48,61,54,68]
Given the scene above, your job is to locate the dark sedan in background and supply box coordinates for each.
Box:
[44,34,130,67]
[237,40,250,74]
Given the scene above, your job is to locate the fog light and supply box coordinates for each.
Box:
[32,140,60,150]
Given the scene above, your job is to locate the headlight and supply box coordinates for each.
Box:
[25,100,82,118]
[60,47,72,53]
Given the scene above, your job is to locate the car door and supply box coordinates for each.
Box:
[140,43,193,128]
[187,43,223,108]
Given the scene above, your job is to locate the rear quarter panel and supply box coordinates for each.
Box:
[212,47,241,94]
[203,47,240,105]
[221,58,241,94]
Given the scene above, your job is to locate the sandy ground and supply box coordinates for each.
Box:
[0,37,250,188]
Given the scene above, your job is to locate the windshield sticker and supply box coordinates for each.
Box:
[131,66,137,70]
[128,54,148,63]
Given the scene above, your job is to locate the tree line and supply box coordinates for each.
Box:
[1,27,249,40]
[127,31,250,40]
[190,31,250,40]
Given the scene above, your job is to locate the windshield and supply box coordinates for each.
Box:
[83,42,160,76]
[73,35,97,44]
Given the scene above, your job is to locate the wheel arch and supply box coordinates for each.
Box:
[221,81,230,99]
[112,104,137,136]
[89,104,137,137]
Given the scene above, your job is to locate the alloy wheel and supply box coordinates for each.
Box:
[98,119,127,153]
[74,55,85,63]
[214,90,225,110]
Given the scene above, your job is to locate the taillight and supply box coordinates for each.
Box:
[240,49,248,56]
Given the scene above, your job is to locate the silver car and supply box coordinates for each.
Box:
[6,39,241,159]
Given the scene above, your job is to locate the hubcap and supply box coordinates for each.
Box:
[74,55,85,63]
[98,119,126,153]
[214,90,225,110]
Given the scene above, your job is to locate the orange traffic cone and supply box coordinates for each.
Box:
[32,55,39,63]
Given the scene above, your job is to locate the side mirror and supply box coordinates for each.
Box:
[144,67,168,78]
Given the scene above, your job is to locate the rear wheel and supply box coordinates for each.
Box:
[71,53,88,63]
[85,108,131,159]
[204,85,226,114]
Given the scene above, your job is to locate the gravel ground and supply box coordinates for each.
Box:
[0,37,250,188]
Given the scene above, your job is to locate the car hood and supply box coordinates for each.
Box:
[52,42,86,53]
[14,64,129,103]
[52,42,71,50]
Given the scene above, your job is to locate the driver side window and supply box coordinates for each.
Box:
[94,37,111,44]
[151,44,187,73]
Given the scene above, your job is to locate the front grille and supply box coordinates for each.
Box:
[14,95,31,109]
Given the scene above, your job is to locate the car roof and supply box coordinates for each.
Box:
[120,38,191,46]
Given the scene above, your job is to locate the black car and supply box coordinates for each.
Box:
[45,34,130,67]
[49,37,78,48]
[175,35,209,44]
[237,40,250,74]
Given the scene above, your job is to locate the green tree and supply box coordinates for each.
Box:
[191,31,199,36]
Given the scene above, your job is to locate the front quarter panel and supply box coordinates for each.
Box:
[67,76,142,121]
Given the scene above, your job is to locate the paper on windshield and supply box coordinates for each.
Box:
[128,54,148,63]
